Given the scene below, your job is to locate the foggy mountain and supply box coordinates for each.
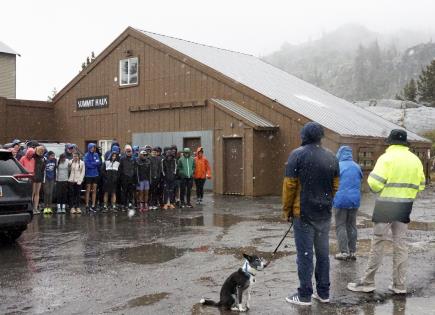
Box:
[263,24,435,101]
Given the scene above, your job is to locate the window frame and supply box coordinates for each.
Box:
[119,57,139,87]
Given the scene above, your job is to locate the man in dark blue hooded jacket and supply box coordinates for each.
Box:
[333,146,363,261]
[282,122,339,306]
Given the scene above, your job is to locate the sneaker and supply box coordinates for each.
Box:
[90,207,97,214]
[163,204,169,210]
[61,205,66,214]
[347,281,375,293]
[349,252,357,261]
[186,203,193,208]
[180,203,186,209]
[112,205,118,213]
[70,207,76,214]
[76,208,82,214]
[388,284,406,294]
[175,200,181,207]
[33,208,41,215]
[196,199,201,205]
[57,204,62,213]
[335,252,349,261]
[312,292,330,303]
[43,208,52,214]
[285,293,312,306]
[102,206,108,213]
[169,204,176,209]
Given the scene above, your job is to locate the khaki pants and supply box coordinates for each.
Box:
[362,222,408,289]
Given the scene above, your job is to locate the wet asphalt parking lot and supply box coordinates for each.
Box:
[1,188,435,315]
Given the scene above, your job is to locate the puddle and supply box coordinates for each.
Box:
[359,219,435,232]
[175,213,246,229]
[111,292,170,311]
[109,243,186,265]
[214,245,294,261]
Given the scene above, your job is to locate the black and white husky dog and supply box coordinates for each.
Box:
[200,254,265,312]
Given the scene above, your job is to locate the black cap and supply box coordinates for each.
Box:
[386,129,409,146]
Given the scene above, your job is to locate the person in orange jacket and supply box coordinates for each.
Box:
[193,147,211,204]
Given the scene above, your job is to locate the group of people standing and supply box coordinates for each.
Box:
[14,140,211,215]
[282,123,425,306]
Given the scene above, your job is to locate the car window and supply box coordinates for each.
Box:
[0,154,24,175]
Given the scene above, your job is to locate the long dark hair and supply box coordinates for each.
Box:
[58,153,66,166]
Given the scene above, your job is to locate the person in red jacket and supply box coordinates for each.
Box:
[193,147,211,204]
[19,148,35,174]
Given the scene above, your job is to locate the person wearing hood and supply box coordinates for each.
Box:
[282,122,339,306]
[104,141,120,161]
[101,150,120,212]
[84,143,101,212]
[193,147,211,204]
[348,130,425,295]
[32,146,47,215]
[20,147,35,174]
[177,148,196,208]
[333,146,363,261]
[162,147,177,209]
[149,147,163,210]
[119,145,136,210]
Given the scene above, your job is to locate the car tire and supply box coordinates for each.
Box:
[0,229,25,243]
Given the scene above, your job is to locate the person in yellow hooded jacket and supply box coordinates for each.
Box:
[348,129,425,295]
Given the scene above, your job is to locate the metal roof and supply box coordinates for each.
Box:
[137,29,428,142]
[0,41,19,55]
[211,99,277,130]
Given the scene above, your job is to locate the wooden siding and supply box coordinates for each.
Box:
[0,53,16,98]
[0,97,53,144]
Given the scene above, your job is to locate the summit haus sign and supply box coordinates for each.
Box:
[76,96,109,110]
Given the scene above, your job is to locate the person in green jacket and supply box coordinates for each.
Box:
[178,148,195,208]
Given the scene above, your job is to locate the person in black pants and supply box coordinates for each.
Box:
[162,147,177,209]
[177,148,195,208]
[193,147,212,204]
[119,145,136,211]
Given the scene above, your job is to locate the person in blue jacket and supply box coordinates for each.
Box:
[84,143,101,212]
[333,146,363,261]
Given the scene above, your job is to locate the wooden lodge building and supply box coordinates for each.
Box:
[51,27,431,196]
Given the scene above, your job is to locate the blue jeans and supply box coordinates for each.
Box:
[293,217,331,299]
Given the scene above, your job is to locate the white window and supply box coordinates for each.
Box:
[119,57,138,86]
[98,140,113,158]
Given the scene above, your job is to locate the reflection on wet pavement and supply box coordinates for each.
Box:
[0,191,435,314]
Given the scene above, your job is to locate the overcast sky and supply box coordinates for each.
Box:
[2,0,435,100]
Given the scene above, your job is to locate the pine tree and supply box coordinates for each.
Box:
[403,78,417,102]
[417,59,435,106]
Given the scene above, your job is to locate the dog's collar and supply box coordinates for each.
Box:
[242,260,256,277]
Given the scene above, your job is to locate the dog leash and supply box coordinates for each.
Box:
[264,222,294,268]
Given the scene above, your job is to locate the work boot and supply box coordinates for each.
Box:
[347,281,375,293]
[335,252,349,261]
[388,284,406,294]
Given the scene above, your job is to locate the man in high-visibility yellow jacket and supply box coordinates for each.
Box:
[348,129,425,294]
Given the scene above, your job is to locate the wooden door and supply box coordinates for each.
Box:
[183,137,201,156]
[223,138,243,194]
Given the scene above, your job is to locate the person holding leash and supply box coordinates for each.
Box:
[282,122,339,306]
[348,129,425,294]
